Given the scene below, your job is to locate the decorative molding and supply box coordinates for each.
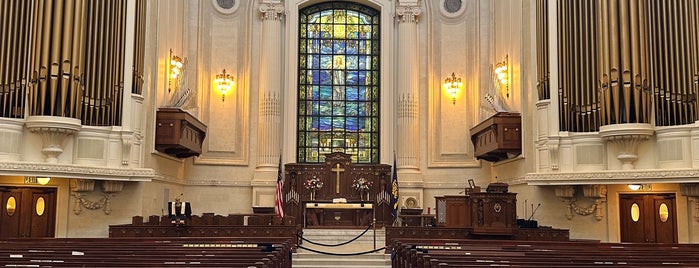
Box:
[525,169,699,185]
[25,116,82,163]
[547,137,560,170]
[396,2,422,23]
[259,2,284,21]
[599,123,654,170]
[554,185,606,221]
[0,161,156,181]
[72,192,112,215]
[70,180,124,215]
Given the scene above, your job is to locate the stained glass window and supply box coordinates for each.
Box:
[298,2,380,164]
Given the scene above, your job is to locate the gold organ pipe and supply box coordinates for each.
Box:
[60,0,74,117]
[49,0,63,115]
[599,0,608,125]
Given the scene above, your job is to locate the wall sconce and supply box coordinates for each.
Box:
[495,54,509,97]
[169,49,184,93]
[215,69,233,102]
[444,72,462,105]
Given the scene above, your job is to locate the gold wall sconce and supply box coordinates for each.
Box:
[215,69,233,102]
[444,72,462,105]
[495,55,509,97]
[169,49,184,93]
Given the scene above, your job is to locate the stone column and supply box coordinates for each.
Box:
[395,1,422,173]
[256,1,285,172]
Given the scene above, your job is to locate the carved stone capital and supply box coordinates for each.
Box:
[396,3,422,23]
[259,2,285,21]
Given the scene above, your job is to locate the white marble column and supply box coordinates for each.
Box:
[395,2,421,172]
[256,1,285,171]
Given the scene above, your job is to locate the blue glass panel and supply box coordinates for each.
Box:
[358,56,366,69]
[346,42,358,55]
[346,86,358,100]
[358,71,366,85]
[320,55,332,69]
[346,71,358,85]
[332,118,345,129]
[320,40,332,53]
[311,117,319,130]
[310,70,320,84]
[358,87,367,101]
[319,101,332,115]
[358,102,367,116]
[345,55,358,70]
[333,40,345,54]
[311,86,320,99]
[346,117,358,131]
[332,101,346,116]
[346,102,358,116]
[319,117,332,130]
[308,55,319,68]
[311,101,320,114]
[319,86,332,100]
[319,70,332,85]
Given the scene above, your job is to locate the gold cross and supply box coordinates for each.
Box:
[331,163,345,194]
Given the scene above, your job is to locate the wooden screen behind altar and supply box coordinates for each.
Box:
[283,152,393,227]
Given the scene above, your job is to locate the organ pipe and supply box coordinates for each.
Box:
[597,0,651,126]
[558,0,600,132]
[0,0,31,118]
[536,0,550,100]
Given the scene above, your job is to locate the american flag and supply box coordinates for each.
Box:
[275,155,285,218]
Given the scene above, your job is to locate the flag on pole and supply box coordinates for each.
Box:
[390,153,399,224]
[275,155,285,218]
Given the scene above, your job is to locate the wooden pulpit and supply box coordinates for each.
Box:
[435,183,517,236]
[283,152,393,227]
[155,107,207,158]
[470,112,522,162]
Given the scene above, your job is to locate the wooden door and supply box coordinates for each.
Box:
[0,187,56,238]
[619,194,677,243]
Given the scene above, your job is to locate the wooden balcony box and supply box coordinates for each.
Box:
[155,107,207,158]
[470,112,521,162]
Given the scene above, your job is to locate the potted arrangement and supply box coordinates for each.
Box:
[352,177,373,201]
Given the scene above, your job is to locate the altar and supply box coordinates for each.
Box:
[304,201,373,228]
[283,152,393,227]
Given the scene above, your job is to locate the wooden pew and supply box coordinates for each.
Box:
[0,237,292,268]
[389,238,699,268]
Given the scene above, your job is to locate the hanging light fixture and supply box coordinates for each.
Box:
[444,72,462,105]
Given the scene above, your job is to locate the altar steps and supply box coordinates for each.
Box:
[292,228,391,268]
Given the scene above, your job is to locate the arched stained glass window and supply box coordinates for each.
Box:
[297,2,380,164]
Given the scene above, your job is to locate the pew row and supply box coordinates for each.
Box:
[389,238,699,268]
[0,237,292,268]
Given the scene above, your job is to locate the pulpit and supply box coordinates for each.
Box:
[283,152,393,227]
[155,107,207,158]
[470,112,521,162]
[435,183,517,236]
